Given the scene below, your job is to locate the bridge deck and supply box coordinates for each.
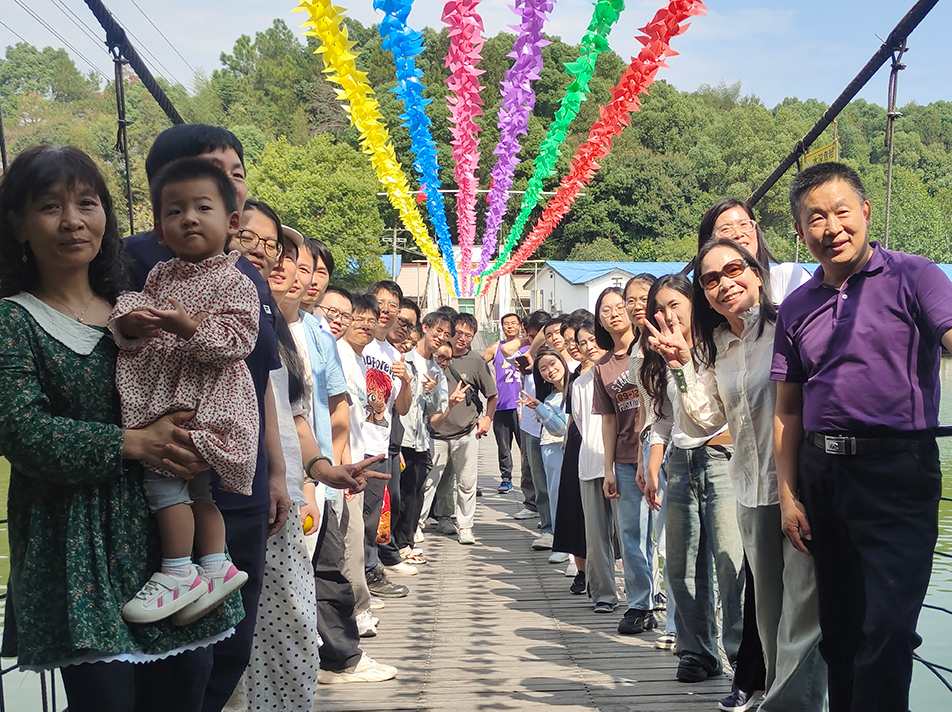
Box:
[313,439,732,711]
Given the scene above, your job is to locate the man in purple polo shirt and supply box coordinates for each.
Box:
[771,162,952,712]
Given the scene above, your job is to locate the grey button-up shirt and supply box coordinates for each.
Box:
[400,348,447,452]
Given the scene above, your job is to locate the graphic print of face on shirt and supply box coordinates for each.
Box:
[366,368,392,427]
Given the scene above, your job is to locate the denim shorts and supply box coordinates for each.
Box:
[142,470,214,513]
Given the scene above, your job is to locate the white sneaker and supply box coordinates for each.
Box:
[436,517,458,535]
[564,557,579,577]
[317,654,398,684]
[384,561,418,576]
[548,552,569,564]
[171,563,248,626]
[356,609,377,638]
[655,632,677,650]
[414,528,425,543]
[513,507,540,520]
[531,533,553,550]
[121,566,206,624]
[369,596,386,610]
[458,527,476,545]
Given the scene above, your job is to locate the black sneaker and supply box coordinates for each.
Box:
[570,571,586,595]
[617,608,657,635]
[676,655,717,683]
[366,564,409,598]
[717,684,763,711]
[476,487,483,497]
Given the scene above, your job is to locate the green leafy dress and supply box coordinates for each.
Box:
[0,295,243,670]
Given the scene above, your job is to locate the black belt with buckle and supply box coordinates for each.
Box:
[805,431,921,456]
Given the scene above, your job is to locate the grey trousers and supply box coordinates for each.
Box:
[424,432,479,530]
[341,492,372,615]
[736,503,828,710]
[433,457,456,519]
[579,478,619,606]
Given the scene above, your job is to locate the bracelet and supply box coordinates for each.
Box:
[305,456,333,482]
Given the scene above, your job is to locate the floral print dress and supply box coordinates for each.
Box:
[0,295,242,670]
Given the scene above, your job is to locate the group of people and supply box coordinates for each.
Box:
[0,114,945,712]
[479,162,948,712]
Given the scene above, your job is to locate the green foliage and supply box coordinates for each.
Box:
[5,17,952,292]
[567,237,631,262]
[247,135,387,286]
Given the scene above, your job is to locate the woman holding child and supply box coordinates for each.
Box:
[0,145,242,711]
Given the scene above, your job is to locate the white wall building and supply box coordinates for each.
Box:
[522,261,689,315]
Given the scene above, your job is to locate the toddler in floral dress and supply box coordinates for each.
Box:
[110,159,259,625]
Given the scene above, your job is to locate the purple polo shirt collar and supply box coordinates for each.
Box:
[809,240,885,289]
[771,242,952,435]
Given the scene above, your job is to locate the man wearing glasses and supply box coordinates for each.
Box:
[300,238,335,320]
[317,286,356,340]
[423,313,499,546]
[361,283,416,591]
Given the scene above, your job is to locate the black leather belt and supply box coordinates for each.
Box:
[805,431,920,456]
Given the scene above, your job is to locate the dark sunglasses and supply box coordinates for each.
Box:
[699,259,749,291]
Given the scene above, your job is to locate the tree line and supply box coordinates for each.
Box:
[3,17,952,285]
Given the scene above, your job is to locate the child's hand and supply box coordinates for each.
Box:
[116,309,162,339]
[147,298,204,340]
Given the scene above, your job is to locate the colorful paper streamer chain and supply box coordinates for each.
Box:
[295,0,454,295]
[472,0,554,288]
[443,0,486,297]
[477,0,627,285]
[483,0,706,290]
[374,0,460,295]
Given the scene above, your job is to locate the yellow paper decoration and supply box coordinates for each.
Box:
[295,0,454,294]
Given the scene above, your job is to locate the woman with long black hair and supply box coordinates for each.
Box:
[592,286,655,633]
[685,239,827,710]
[640,274,745,684]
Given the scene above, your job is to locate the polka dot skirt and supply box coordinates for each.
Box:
[241,503,320,710]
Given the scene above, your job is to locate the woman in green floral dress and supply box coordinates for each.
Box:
[0,145,243,712]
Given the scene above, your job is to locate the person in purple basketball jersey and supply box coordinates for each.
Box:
[483,313,528,493]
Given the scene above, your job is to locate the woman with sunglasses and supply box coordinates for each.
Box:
[640,274,745,687]
[671,240,826,711]
[697,198,811,304]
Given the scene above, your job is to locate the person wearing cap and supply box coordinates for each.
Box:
[772,162,952,712]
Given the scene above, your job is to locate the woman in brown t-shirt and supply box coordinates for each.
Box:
[591,286,657,636]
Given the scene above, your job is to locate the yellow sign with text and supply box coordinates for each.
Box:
[802,140,838,168]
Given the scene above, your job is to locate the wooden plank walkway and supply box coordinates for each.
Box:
[314,439,732,711]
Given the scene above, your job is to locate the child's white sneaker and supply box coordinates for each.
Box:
[122,566,206,624]
[172,563,248,626]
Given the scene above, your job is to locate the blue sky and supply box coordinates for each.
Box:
[5,0,951,109]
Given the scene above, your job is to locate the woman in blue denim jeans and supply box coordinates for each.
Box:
[640,274,745,685]
[521,348,569,539]
[592,287,657,635]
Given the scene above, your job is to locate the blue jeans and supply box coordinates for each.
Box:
[540,443,563,532]
[665,443,744,675]
[652,459,677,634]
[524,432,551,534]
[614,461,654,611]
